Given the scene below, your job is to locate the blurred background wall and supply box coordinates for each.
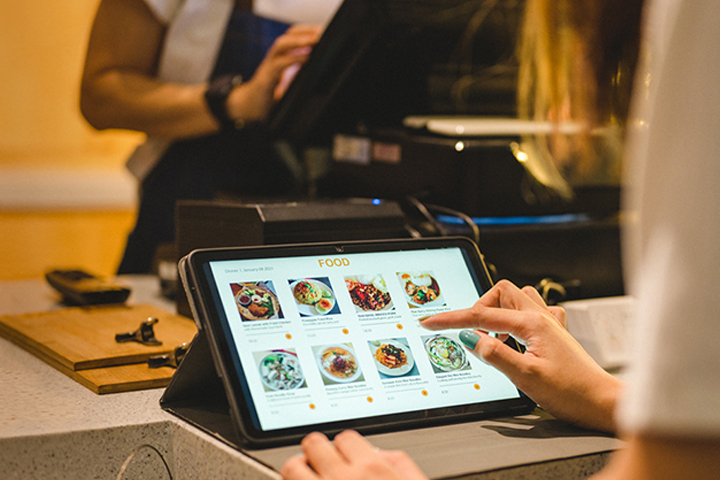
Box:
[0,1,144,279]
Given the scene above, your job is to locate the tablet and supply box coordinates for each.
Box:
[179,237,535,448]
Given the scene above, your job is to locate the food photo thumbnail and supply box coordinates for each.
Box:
[344,274,394,312]
[396,271,446,309]
[313,343,364,385]
[422,334,471,374]
[289,277,340,317]
[231,281,283,321]
[254,349,307,392]
[369,338,419,379]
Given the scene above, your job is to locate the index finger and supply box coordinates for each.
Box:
[333,430,378,463]
[300,432,347,476]
[285,24,324,36]
[420,304,538,342]
[270,26,322,54]
[420,281,547,334]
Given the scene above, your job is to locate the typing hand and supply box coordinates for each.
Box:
[281,430,428,480]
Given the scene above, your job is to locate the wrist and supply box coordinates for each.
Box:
[204,74,243,130]
[226,80,272,128]
[225,83,251,129]
[590,373,624,433]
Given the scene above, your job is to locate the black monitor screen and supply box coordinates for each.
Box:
[267,0,525,145]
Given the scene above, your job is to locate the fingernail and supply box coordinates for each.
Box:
[418,316,431,322]
[459,330,480,350]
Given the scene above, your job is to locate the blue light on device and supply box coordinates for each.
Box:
[372,198,382,205]
[436,213,590,226]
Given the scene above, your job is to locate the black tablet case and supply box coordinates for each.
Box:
[160,329,244,449]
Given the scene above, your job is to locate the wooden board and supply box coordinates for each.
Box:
[0,304,197,371]
[75,363,177,395]
[25,349,179,394]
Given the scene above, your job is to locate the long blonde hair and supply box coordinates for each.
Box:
[517,0,644,198]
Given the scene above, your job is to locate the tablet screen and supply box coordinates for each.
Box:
[187,239,532,442]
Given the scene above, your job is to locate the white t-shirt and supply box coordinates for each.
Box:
[619,0,720,436]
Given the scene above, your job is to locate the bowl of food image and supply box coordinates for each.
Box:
[345,275,393,312]
[291,279,336,316]
[424,335,468,372]
[397,272,443,307]
[235,283,280,320]
[258,351,304,391]
[372,340,414,377]
[316,344,361,383]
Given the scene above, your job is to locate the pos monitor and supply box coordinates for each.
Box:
[266,0,524,145]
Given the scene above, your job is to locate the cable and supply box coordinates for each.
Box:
[404,223,424,238]
[406,196,450,238]
[406,196,481,245]
[116,444,172,480]
[425,203,481,245]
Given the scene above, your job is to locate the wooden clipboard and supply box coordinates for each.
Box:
[0,304,197,394]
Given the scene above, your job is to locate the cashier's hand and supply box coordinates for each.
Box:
[226,25,322,126]
[421,280,623,433]
[281,430,428,480]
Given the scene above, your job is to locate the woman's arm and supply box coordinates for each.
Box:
[80,0,321,140]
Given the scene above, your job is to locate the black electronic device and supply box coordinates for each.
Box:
[162,237,535,449]
[267,0,524,145]
[263,0,619,221]
[174,198,411,317]
[315,132,622,219]
[471,216,624,300]
[45,269,131,306]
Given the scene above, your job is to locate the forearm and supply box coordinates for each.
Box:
[80,0,218,139]
[80,0,230,139]
[80,70,219,140]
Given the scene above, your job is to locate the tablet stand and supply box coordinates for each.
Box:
[160,329,243,449]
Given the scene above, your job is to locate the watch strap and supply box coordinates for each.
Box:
[204,74,243,130]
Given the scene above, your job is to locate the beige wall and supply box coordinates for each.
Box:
[0,1,143,280]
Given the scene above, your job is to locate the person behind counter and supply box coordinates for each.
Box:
[80,0,337,274]
[280,0,720,479]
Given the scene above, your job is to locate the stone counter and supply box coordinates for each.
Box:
[0,277,620,479]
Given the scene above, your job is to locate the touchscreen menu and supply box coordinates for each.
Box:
[207,247,520,431]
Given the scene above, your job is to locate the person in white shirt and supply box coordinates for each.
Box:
[280,0,720,478]
[81,0,338,273]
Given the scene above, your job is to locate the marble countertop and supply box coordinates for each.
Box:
[0,276,621,479]
[0,277,279,479]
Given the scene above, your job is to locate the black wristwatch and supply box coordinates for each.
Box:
[204,74,243,130]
